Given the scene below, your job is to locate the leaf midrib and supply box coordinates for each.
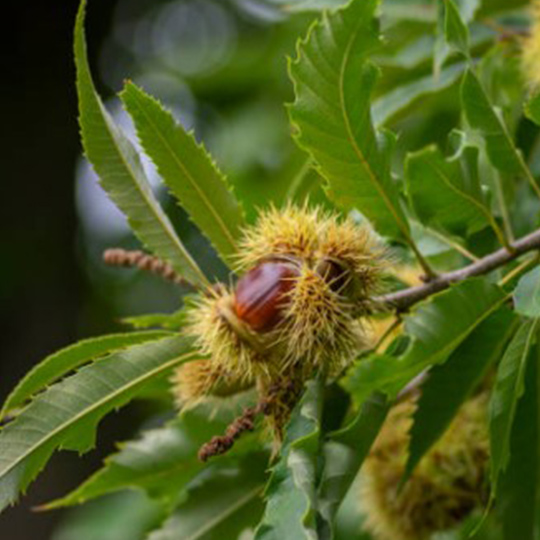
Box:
[125,86,238,257]
[0,350,195,481]
[497,318,538,472]
[75,9,207,287]
[96,98,207,286]
[184,485,263,540]
[337,20,409,238]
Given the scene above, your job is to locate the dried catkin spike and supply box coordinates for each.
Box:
[103,248,190,286]
[361,392,489,540]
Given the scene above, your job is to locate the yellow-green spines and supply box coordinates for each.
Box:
[522,0,540,88]
[236,204,324,269]
[277,262,366,374]
[171,359,247,406]
[183,285,267,381]
[361,393,489,540]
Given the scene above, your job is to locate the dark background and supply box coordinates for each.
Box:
[2,2,115,539]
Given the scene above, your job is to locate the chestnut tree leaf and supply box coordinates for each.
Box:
[344,278,509,403]
[147,455,267,540]
[497,344,540,540]
[0,335,195,513]
[254,379,323,540]
[489,318,538,494]
[288,0,411,240]
[43,396,260,509]
[405,140,493,238]
[513,266,540,318]
[120,82,245,265]
[75,0,208,287]
[0,330,172,420]
[404,306,516,481]
[317,392,389,534]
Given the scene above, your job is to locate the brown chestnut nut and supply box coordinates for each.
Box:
[234,261,299,331]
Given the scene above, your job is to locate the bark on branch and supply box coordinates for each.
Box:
[377,228,540,312]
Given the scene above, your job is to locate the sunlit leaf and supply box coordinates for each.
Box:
[121,311,187,331]
[288,0,410,240]
[121,82,245,265]
[1,330,172,419]
[75,0,208,287]
[0,335,195,513]
[373,63,465,127]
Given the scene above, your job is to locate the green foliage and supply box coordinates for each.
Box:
[147,455,267,540]
[461,69,540,202]
[405,137,494,237]
[444,0,471,58]
[255,379,323,540]
[497,349,540,540]
[6,0,540,538]
[0,336,195,513]
[74,0,208,287]
[45,395,260,509]
[404,307,516,480]
[514,266,540,318]
[345,278,508,403]
[120,82,245,265]
[318,392,389,533]
[489,318,538,494]
[288,0,409,241]
[0,330,172,419]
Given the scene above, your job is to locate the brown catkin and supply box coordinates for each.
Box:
[103,248,189,286]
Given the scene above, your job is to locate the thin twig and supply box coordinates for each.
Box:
[377,227,540,312]
[103,248,201,291]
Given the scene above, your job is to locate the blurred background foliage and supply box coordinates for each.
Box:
[1,0,535,538]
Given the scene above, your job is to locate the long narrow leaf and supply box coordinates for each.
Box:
[345,278,508,404]
[317,392,389,532]
[255,379,323,540]
[404,307,516,480]
[75,0,208,287]
[288,0,410,240]
[148,455,267,540]
[1,330,172,419]
[490,318,538,494]
[44,395,259,509]
[0,335,195,513]
[498,346,539,540]
[120,82,245,264]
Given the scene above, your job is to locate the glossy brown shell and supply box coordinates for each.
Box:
[234,261,298,331]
